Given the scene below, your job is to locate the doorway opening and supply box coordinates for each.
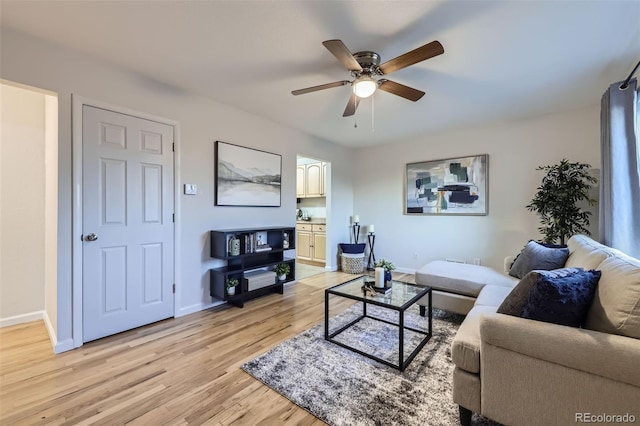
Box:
[0,80,59,351]
[295,155,330,280]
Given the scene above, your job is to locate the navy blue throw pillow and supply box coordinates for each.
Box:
[520,270,601,327]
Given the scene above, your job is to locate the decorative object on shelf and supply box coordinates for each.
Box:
[214,141,282,207]
[526,159,597,245]
[228,235,240,256]
[352,214,360,243]
[275,263,291,281]
[367,225,376,270]
[254,232,272,252]
[283,232,290,249]
[375,259,396,284]
[406,154,488,216]
[226,278,239,296]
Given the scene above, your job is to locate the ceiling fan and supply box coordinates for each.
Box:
[292,39,444,117]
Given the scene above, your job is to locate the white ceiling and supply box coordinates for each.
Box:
[2,1,639,147]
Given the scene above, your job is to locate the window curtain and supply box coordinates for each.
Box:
[600,78,640,258]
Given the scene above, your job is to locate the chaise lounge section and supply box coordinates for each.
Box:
[415,260,517,315]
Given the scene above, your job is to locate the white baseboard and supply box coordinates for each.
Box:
[0,311,43,328]
[54,338,74,353]
[325,264,338,272]
[42,310,57,350]
[42,311,74,353]
[177,300,224,317]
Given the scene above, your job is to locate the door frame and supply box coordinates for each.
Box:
[71,95,181,348]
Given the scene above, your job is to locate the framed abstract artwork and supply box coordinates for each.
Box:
[215,141,282,207]
[405,154,488,216]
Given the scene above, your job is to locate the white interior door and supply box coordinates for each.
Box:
[82,105,174,342]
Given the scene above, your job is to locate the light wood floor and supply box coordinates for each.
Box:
[0,271,415,425]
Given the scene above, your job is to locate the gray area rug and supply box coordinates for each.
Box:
[242,303,500,426]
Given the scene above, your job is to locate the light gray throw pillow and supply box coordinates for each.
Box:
[498,267,584,316]
[509,241,570,279]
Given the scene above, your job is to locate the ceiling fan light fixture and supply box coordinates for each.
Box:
[352,76,377,98]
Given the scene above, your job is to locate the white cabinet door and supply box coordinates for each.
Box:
[296,230,312,260]
[305,163,322,197]
[296,165,305,197]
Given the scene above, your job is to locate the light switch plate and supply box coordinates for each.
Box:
[184,184,197,195]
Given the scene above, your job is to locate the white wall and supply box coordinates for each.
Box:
[353,105,601,272]
[0,83,46,322]
[0,28,353,349]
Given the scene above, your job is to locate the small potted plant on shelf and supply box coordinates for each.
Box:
[226,278,239,296]
[274,263,290,281]
[375,259,396,284]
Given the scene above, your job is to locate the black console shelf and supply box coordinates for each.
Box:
[210,226,296,308]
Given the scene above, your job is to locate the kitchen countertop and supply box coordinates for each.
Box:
[296,219,326,225]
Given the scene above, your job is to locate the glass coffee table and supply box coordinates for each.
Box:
[324,276,432,371]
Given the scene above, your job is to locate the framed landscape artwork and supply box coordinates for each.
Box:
[405,154,488,216]
[215,141,282,207]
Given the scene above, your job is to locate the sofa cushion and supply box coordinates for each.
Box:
[475,285,513,308]
[415,260,516,298]
[497,268,584,316]
[520,270,601,327]
[509,241,570,279]
[583,254,640,339]
[565,234,611,269]
[451,305,497,373]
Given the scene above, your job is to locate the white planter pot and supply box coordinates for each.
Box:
[279,274,287,281]
[227,286,236,296]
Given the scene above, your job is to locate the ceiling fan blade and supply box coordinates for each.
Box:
[343,92,360,117]
[292,80,350,96]
[379,41,444,75]
[323,39,363,72]
[377,79,425,102]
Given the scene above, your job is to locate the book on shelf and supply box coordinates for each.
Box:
[242,232,271,253]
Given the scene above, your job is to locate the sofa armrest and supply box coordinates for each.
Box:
[503,256,516,274]
[479,313,640,388]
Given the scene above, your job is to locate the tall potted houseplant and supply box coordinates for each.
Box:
[526,159,597,245]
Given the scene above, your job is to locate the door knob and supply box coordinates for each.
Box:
[86,233,99,241]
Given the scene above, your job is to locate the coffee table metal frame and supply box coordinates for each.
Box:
[324,277,432,371]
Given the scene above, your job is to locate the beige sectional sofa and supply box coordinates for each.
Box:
[417,235,640,425]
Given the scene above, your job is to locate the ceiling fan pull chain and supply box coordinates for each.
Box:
[354,114,358,128]
[371,94,375,132]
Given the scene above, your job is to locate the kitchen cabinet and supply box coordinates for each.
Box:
[297,162,326,198]
[296,223,325,263]
[296,166,305,197]
[312,227,326,263]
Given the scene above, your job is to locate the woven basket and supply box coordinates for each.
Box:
[341,253,364,274]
